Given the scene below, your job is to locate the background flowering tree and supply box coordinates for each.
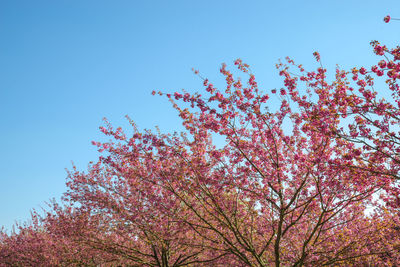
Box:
[0,208,115,267]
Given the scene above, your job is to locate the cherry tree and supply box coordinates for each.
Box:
[0,209,113,267]
[63,55,399,265]
[2,15,400,267]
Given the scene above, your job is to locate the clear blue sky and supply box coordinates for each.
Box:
[0,0,399,231]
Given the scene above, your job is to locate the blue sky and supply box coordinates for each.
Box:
[0,0,399,231]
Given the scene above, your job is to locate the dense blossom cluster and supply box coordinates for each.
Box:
[1,18,400,266]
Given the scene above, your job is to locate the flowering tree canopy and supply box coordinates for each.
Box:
[1,16,400,267]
